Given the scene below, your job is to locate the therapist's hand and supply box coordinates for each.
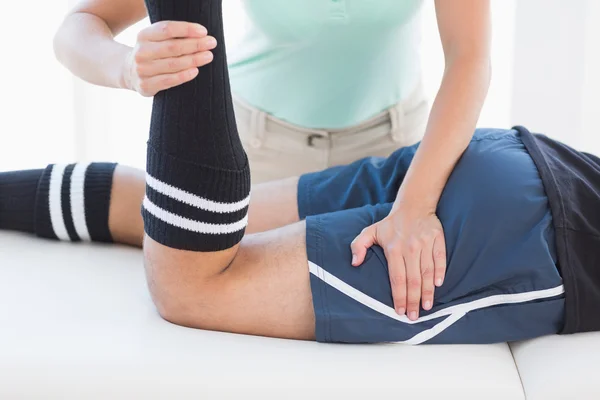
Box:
[123,21,216,97]
[350,205,447,321]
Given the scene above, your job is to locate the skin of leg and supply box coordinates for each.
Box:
[246,176,300,234]
[107,167,300,247]
[108,165,146,247]
[110,167,314,339]
[143,221,316,341]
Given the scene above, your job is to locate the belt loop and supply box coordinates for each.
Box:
[249,107,267,149]
[389,102,405,143]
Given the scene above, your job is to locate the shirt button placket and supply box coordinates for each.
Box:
[328,0,348,22]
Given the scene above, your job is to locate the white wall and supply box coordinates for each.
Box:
[510,0,587,146]
[72,19,153,170]
[0,2,75,170]
[510,0,600,154]
[420,0,516,128]
[581,0,600,154]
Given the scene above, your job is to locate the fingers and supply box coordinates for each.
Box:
[351,214,447,323]
[136,36,217,61]
[420,238,435,312]
[350,225,377,266]
[137,68,200,97]
[433,232,447,287]
[404,242,422,321]
[128,22,215,96]
[387,246,407,316]
[137,51,214,77]
[138,21,208,42]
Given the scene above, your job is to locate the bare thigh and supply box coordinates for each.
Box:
[206,221,314,340]
[144,221,316,341]
[246,176,300,233]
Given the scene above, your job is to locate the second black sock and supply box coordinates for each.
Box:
[0,163,117,242]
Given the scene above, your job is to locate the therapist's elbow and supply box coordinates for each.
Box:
[53,11,109,67]
[52,17,68,65]
[445,53,492,90]
[53,12,82,66]
[447,50,491,70]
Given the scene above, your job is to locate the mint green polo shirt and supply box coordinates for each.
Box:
[228,0,424,129]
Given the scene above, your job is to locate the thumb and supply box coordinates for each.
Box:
[350,224,378,267]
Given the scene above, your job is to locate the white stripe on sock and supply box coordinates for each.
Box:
[48,164,70,241]
[308,261,564,344]
[142,196,248,235]
[70,163,91,241]
[146,173,250,213]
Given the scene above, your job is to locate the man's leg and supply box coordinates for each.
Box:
[0,163,301,244]
[0,161,353,245]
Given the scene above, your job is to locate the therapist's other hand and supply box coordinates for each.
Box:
[350,205,447,321]
[123,21,216,97]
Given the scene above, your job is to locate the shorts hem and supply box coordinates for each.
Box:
[306,215,332,343]
[297,174,314,220]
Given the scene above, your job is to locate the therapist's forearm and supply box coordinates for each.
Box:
[394,56,491,210]
[53,12,132,89]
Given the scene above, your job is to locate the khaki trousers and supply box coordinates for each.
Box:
[234,87,429,183]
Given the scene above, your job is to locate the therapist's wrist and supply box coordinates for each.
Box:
[392,195,438,215]
[392,167,446,214]
[118,48,135,91]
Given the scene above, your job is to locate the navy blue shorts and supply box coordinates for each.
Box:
[298,129,565,344]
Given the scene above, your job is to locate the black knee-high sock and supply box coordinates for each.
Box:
[0,163,117,242]
[142,0,251,252]
[0,169,43,234]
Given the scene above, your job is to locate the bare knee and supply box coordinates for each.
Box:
[141,234,238,328]
[142,245,193,326]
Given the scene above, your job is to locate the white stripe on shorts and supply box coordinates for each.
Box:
[308,261,564,345]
